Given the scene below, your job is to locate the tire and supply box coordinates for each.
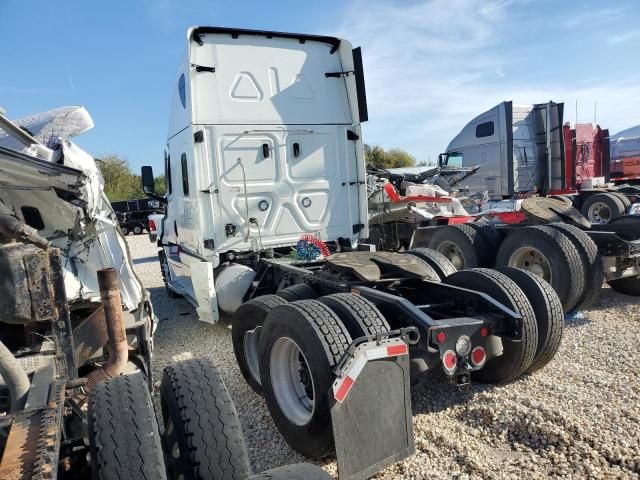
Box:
[89,373,167,480]
[444,269,538,383]
[608,276,640,296]
[468,224,502,264]
[121,225,129,236]
[547,223,603,310]
[427,224,490,269]
[495,226,584,312]
[160,358,251,480]
[277,284,318,302]
[133,223,144,235]
[610,191,631,209]
[248,464,332,480]
[580,193,625,224]
[406,247,457,280]
[259,300,352,459]
[232,295,287,395]
[159,250,181,298]
[549,194,574,206]
[496,267,564,373]
[521,197,591,229]
[318,293,390,339]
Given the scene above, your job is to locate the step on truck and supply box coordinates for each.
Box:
[142,27,565,478]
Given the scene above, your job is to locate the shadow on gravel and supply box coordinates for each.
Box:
[410,370,492,416]
[133,255,159,265]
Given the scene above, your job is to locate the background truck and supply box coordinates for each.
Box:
[111,197,164,236]
[439,100,639,224]
[142,26,565,478]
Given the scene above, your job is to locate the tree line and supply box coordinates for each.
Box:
[98,145,425,201]
[98,155,165,201]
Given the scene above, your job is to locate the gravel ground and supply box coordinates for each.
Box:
[126,235,640,479]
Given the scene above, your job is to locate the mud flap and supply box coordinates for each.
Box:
[330,337,415,480]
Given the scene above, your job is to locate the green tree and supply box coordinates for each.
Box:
[154,175,166,196]
[364,144,416,169]
[97,155,144,201]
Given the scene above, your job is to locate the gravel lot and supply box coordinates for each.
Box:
[126,235,640,479]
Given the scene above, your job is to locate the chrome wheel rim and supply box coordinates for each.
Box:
[436,241,465,270]
[243,327,262,385]
[588,201,611,224]
[270,337,315,426]
[508,246,552,282]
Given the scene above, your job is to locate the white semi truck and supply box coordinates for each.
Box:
[142,27,564,477]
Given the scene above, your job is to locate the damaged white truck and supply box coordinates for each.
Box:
[142,27,565,479]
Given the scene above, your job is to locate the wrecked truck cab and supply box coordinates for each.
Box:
[0,106,163,478]
[0,106,155,337]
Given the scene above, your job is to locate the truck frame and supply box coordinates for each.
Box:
[142,26,565,476]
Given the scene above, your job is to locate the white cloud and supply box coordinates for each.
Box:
[607,29,640,45]
[559,7,625,28]
[334,0,640,163]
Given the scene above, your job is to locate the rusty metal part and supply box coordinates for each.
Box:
[85,268,128,390]
[72,305,108,368]
[49,250,76,379]
[0,214,50,250]
[0,380,65,480]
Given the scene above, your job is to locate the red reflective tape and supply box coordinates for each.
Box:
[334,376,354,402]
[386,344,408,356]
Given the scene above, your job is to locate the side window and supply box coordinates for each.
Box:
[165,150,172,195]
[447,153,463,167]
[475,121,494,138]
[181,153,189,196]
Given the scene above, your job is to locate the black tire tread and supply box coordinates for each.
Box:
[282,300,351,365]
[318,293,390,338]
[277,284,318,302]
[547,222,603,310]
[247,463,332,480]
[428,224,490,268]
[497,267,564,373]
[496,226,585,312]
[231,294,287,393]
[89,373,167,480]
[469,223,502,263]
[444,268,538,383]
[160,358,250,480]
[610,191,631,208]
[406,247,457,279]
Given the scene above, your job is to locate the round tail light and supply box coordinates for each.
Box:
[442,350,457,373]
[471,346,486,367]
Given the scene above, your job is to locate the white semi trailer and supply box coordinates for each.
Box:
[142,27,563,477]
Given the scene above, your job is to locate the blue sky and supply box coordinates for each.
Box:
[1,0,639,170]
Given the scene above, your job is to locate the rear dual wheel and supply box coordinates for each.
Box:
[495,225,584,312]
[258,295,388,459]
[444,269,538,383]
[426,224,492,269]
[580,192,626,224]
[406,247,457,280]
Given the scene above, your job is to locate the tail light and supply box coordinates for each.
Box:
[442,350,457,373]
[471,346,486,367]
[148,219,157,231]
